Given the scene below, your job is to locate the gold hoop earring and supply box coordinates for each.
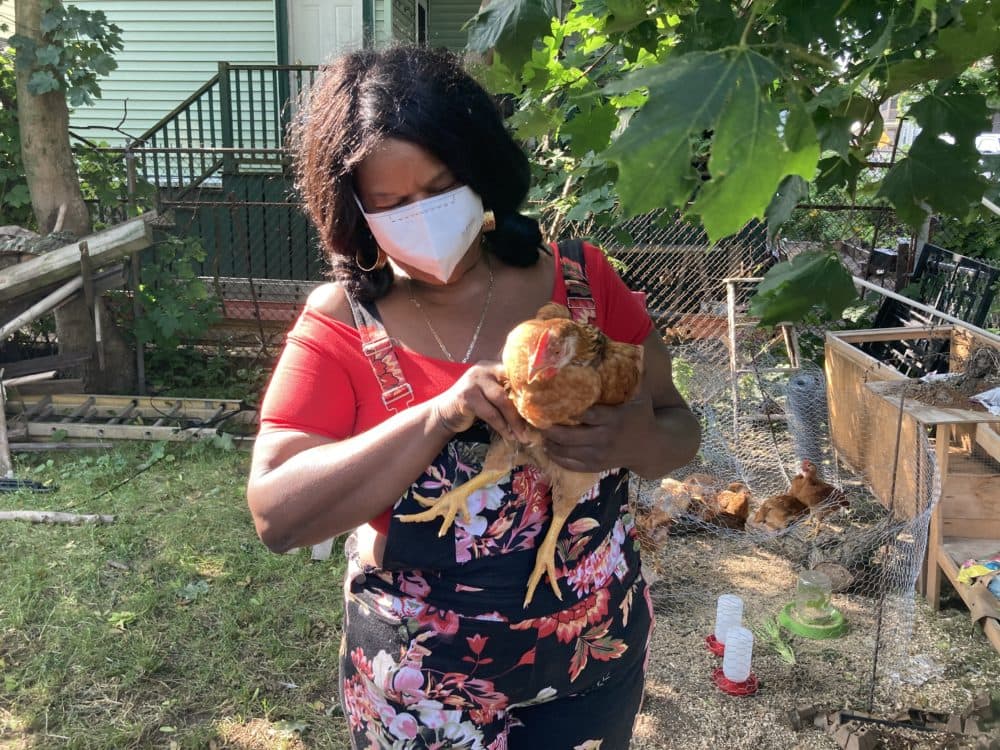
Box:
[356,246,387,272]
[482,210,496,233]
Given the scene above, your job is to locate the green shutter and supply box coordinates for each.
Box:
[427,0,478,51]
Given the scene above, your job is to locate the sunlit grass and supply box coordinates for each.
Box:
[0,442,350,748]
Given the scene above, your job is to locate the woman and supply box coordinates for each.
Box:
[247,46,700,749]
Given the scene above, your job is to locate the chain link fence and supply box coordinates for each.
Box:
[560,197,998,740]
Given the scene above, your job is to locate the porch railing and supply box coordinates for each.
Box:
[127,63,321,193]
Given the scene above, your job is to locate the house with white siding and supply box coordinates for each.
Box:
[29,0,481,148]
[0,3,14,44]
[5,0,484,286]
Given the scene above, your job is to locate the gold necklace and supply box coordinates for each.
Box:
[407,257,495,364]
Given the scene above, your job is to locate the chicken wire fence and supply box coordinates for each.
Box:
[557,205,993,734]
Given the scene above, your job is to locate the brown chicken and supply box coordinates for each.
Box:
[789,458,849,531]
[750,493,809,530]
[750,459,848,532]
[398,302,644,606]
[652,474,750,532]
[713,482,751,529]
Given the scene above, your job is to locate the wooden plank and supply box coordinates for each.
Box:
[0,352,92,379]
[23,421,254,446]
[830,326,955,344]
[824,333,908,483]
[825,334,910,379]
[0,216,155,304]
[976,424,1000,464]
[865,381,1000,425]
[942,517,1000,538]
[6,379,84,396]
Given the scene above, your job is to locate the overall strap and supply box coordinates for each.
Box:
[556,239,596,325]
[345,293,415,414]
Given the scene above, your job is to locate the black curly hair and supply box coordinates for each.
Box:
[290,45,542,302]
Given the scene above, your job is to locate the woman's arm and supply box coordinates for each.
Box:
[540,330,701,479]
[247,362,527,553]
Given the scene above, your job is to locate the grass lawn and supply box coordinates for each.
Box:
[0,442,352,749]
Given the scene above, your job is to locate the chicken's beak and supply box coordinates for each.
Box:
[528,329,553,383]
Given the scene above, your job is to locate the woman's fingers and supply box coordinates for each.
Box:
[432,362,526,440]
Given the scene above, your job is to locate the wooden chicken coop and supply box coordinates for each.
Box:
[825,325,1000,655]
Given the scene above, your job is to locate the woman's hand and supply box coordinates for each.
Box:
[540,390,658,473]
[431,361,529,442]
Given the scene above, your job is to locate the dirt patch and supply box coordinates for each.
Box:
[887,347,1000,412]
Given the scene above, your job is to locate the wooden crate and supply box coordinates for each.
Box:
[825,326,1000,654]
[825,326,1000,516]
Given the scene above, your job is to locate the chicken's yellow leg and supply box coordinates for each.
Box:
[523,511,570,607]
[396,439,516,537]
[397,468,509,537]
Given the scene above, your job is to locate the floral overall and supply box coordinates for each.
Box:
[340,243,654,750]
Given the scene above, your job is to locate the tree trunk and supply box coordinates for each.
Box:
[15,0,136,393]
[14,2,90,238]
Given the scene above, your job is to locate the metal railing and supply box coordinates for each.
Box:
[126,63,321,193]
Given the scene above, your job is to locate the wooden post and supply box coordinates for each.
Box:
[131,251,145,394]
[79,240,96,337]
[925,424,950,609]
[0,373,12,478]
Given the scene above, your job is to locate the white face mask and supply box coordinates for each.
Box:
[357,185,485,282]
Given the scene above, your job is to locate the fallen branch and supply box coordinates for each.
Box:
[0,510,115,524]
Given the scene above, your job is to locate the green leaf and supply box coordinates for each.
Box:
[604,51,739,214]
[689,53,819,240]
[749,251,858,326]
[3,183,31,207]
[886,0,1000,95]
[812,108,852,160]
[765,175,809,240]
[27,70,60,95]
[91,52,117,76]
[604,0,649,32]
[509,105,561,140]
[39,10,63,34]
[814,153,865,197]
[34,45,61,67]
[563,103,618,157]
[877,135,988,227]
[466,0,559,73]
[906,88,990,145]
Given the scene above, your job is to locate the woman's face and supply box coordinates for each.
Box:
[354,138,482,285]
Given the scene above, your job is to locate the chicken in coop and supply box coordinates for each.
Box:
[790,458,849,532]
[638,473,750,537]
[750,493,809,531]
[397,302,644,606]
[749,459,848,533]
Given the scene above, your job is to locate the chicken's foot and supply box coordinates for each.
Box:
[523,513,569,607]
[397,468,509,537]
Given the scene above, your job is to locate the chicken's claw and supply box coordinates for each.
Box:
[397,469,508,537]
[524,527,563,607]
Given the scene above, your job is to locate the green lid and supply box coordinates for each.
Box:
[778,602,848,639]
